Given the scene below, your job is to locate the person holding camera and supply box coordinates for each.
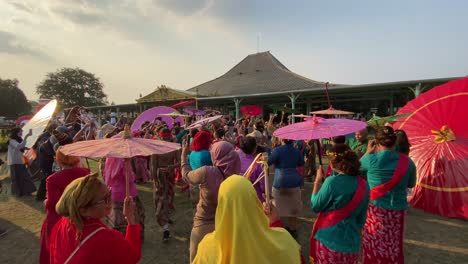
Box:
[7,127,36,197]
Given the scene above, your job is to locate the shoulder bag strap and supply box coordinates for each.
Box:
[64,227,105,264]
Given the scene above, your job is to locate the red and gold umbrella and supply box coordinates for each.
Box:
[393,77,468,219]
[241,105,262,116]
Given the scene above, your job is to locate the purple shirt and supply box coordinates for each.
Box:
[103,157,138,202]
[236,150,265,202]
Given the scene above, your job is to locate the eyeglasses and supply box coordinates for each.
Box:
[90,189,112,207]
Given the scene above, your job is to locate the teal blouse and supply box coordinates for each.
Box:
[360,150,416,210]
[310,174,370,253]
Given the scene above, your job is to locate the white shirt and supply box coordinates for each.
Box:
[7,139,27,165]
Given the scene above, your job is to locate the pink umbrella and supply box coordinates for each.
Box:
[274,116,366,166]
[273,116,366,140]
[60,127,181,197]
[131,106,184,131]
[187,115,223,129]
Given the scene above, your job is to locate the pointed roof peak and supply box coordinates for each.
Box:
[188,51,333,97]
[225,51,290,77]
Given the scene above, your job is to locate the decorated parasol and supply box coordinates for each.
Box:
[60,126,181,197]
[366,113,411,129]
[310,107,354,115]
[131,106,184,131]
[171,99,196,109]
[160,111,190,126]
[187,115,223,129]
[393,77,468,219]
[274,115,367,165]
[291,114,311,119]
[22,99,57,148]
[274,116,366,141]
[311,82,354,115]
[159,111,190,118]
[241,105,263,116]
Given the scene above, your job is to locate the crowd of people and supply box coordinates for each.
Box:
[4,105,417,264]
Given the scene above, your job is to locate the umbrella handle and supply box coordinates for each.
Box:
[125,158,130,198]
[263,153,271,207]
[315,140,323,165]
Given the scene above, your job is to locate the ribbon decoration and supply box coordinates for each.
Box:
[431,125,456,144]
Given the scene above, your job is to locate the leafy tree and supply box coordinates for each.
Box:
[36,68,108,108]
[0,78,31,117]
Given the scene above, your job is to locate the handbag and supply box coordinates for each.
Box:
[22,148,37,167]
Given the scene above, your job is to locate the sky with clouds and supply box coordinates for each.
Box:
[1,0,467,104]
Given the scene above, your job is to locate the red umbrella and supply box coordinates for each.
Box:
[393,77,468,219]
[171,99,195,109]
[241,105,262,116]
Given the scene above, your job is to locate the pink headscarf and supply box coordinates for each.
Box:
[210,141,241,177]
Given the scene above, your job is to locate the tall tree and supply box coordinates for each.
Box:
[0,78,31,117]
[36,68,108,108]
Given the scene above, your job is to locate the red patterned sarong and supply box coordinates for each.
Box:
[315,240,359,264]
[361,204,405,264]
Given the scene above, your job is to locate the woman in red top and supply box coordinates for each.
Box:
[49,174,141,264]
[39,149,90,264]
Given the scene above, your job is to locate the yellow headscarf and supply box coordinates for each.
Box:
[193,176,301,264]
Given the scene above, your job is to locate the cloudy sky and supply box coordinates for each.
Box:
[1,0,467,104]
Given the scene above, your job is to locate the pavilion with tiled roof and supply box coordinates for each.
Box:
[187,51,459,119]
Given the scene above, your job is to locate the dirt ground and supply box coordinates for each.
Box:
[0,161,467,264]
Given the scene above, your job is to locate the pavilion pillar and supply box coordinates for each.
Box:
[408,83,427,98]
[288,93,300,123]
[389,91,394,115]
[233,98,243,120]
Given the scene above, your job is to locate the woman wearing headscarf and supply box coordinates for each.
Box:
[187,130,213,207]
[189,131,213,170]
[360,126,416,264]
[39,149,90,264]
[102,157,145,242]
[49,174,141,264]
[182,141,241,263]
[193,176,302,264]
[310,144,369,264]
[7,127,36,197]
[267,139,304,238]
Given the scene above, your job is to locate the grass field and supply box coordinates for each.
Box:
[0,157,467,263]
